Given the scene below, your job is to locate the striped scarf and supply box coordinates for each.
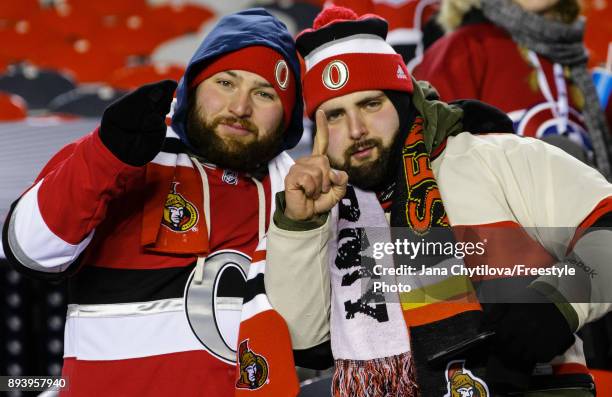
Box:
[235,239,300,396]
[390,117,486,396]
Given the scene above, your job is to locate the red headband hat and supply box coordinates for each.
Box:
[189,45,296,128]
[296,6,413,118]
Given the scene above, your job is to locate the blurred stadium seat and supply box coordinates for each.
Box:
[66,0,149,17]
[582,0,612,68]
[145,4,214,36]
[0,0,40,21]
[32,3,102,40]
[151,32,204,66]
[0,92,27,121]
[89,14,179,59]
[47,85,126,117]
[109,63,185,90]
[0,64,76,110]
[30,39,125,83]
[0,20,61,64]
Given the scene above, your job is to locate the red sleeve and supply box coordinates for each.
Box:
[35,128,143,244]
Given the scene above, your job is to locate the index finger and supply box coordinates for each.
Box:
[312,110,329,156]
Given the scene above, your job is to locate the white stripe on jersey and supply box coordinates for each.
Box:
[7,180,93,272]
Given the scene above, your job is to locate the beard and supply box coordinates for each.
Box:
[329,136,396,190]
[186,101,284,173]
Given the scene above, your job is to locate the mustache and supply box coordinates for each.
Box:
[345,138,382,157]
[210,116,258,135]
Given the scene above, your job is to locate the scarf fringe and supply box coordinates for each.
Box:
[332,351,419,397]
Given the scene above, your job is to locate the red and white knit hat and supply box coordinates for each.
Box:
[296,6,413,118]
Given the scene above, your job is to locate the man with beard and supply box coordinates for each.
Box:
[2,9,303,397]
[263,6,612,396]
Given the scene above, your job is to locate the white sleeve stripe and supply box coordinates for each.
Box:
[7,180,93,272]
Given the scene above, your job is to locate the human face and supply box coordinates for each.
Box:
[168,206,184,225]
[513,0,559,13]
[186,70,285,172]
[318,90,400,189]
[246,364,257,382]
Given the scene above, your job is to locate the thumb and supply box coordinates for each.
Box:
[329,169,348,201]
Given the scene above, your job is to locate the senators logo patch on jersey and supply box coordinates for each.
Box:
[236,340,269,390]
[444,360,489,397]
[162,182,199,232]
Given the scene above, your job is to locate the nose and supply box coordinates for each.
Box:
[228,89,252,118]
[347,111,367,140]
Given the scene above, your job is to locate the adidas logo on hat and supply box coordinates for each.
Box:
[397,64,407,80]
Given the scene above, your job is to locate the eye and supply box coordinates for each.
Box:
[255,90,276,100]
[326,110,344,122]
[216,79,233,88]
[363,99,382,111]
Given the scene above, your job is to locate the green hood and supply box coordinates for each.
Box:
[411,78,464,154]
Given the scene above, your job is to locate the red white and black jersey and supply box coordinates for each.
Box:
[413,22,594,155]
[2,128,285,397]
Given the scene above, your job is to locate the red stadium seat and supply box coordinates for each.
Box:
[30,39,125,84]
[0,0,40,21]
[31,4,102,41]
[108,63,185,90]
[89,14,180,58]
[65,0,148,17]
[582,0,612,68]
[0,92,27,120]
[144,4,214,36]
[0,20,62,64]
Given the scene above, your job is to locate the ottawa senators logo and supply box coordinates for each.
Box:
[322,60,349,90]
[444,360,489,397]
[162,182,198,232]
[274,59,289,91]
[235,340,269,390]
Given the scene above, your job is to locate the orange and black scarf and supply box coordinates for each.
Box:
[390,116,486,396]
